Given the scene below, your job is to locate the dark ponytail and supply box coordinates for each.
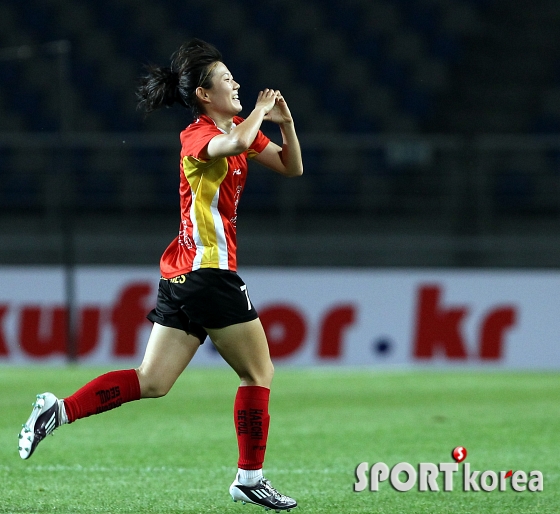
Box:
[136,38,223,118]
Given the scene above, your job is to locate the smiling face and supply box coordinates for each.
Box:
[198,61,241,118]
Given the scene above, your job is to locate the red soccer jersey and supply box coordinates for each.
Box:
[160,114,270,277]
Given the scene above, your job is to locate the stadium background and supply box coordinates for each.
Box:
[1,0,560,269]
[2,0,560,364]
[1,2,560,512]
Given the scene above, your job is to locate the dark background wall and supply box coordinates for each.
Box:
[1,0,560,267]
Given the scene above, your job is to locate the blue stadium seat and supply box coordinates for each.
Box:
[533,115,560,134]
[1,0,453,132]
[16,1,55,41]
[429,33,462,62]
[377,60,410,92]
[403,3,440,35]
[363,148,389,176]
[351,33,384,62]
[1,173,40,209]
[355,113,381,133]
[316,0,363,34]
[0,148,10,170]
[252,3,285,32]
[0,0,553,139]
[154,173,180,209]
[114,31,154,64]
[493,170,535,210]
[241,169,277,211]
[547,149,560,171]
[165,0,208,29]
[92,0,130,31]
[76,173,119,211]
[313,177,358,211]
[401,88,434,120]
[300,148,324,177]
[0,62,54,130]
[132,148,171,175]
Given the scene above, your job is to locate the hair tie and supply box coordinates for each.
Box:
[168,68,180,88]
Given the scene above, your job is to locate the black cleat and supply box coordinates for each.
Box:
[230,475,297,512]
[18,393,60,459]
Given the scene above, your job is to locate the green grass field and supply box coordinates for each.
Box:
[1,367,558,513]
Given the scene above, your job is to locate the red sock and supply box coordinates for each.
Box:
[234,385,270,470]
[64,369,141,423]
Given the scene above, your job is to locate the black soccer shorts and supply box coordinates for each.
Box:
[147,268,258,344]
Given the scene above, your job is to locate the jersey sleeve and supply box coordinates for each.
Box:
[180,121,221,161]
[232,116,270,159]
[247,129,270,159]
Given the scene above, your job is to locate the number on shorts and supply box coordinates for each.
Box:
[240,284,252,310]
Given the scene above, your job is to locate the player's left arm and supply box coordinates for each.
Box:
[253,94,303,177]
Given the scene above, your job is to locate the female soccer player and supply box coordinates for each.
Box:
[18,38,302,512]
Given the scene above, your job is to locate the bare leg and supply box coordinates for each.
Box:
[136,323,201,398]
[205,318,274,387]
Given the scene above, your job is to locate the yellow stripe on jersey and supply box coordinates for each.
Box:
[182,155,229,269]
[247,148,259,159]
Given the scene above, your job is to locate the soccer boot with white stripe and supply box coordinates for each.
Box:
[230,475,297,512]
[18,393,61,459]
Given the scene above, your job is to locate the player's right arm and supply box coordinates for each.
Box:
[204,89,278,159]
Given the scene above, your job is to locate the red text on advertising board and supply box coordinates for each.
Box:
[258,304,356,358]
[413,285,517,360]
[0,284,357,359]
[1,283,153,357]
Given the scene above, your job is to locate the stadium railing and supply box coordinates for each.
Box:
[1,133,560,268]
